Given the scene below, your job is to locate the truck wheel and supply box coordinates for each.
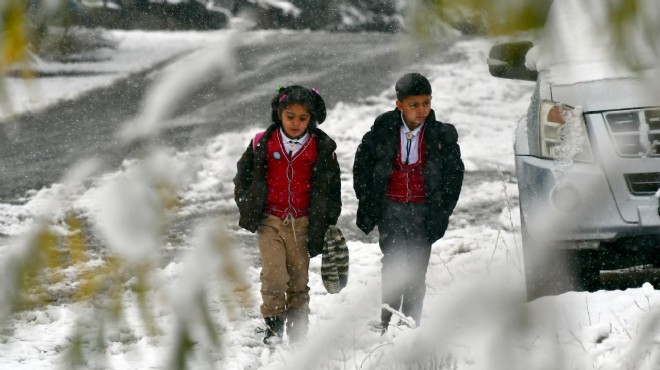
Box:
[653,242,660,268]
[522,222,601,300]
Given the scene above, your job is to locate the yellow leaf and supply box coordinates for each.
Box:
[66,214,89,266]
[2,1,28,68]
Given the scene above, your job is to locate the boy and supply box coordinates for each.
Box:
[353,73,464,332]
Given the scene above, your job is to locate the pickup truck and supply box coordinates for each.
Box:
[487,0,660,299]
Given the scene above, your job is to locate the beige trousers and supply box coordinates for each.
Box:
[257,213,310,318]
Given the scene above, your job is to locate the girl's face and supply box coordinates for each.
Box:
[280,103,311,139]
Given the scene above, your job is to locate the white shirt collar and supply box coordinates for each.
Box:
[400,112,424,136]
[280,127,310,144]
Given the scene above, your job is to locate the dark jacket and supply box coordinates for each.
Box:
[353,109,464,244]
[233,124,342,257]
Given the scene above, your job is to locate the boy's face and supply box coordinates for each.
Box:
[396,95,432,130]
[280,103,311,139]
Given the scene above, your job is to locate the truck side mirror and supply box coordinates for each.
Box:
[487,41,538,81]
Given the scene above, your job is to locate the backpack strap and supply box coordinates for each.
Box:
[252,131,266,152]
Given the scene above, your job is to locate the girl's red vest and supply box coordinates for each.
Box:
[385,128,427,203]
[264,130,318,218]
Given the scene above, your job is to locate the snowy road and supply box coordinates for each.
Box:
[0,32,448,202]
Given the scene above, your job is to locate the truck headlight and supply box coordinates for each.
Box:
[540,101,593,162]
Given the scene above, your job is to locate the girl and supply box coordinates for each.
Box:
[233,85,342,344]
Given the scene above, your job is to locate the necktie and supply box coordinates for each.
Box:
[287,141,300,157]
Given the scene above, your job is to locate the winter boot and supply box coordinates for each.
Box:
[286,311,309,344]
[377,321,389,335]
[263,316,285,345]
[367,319,389,335]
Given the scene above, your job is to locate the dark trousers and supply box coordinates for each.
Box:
[378,200,431,327]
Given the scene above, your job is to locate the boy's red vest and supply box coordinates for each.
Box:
[264,130,318,218]
[385,128,427,203]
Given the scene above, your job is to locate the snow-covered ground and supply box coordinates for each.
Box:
[1,28,659,370]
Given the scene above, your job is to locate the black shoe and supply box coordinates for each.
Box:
[263,316,284,345]
[286,311,309,344]
[379,322,388,335]
[369,321,388,335]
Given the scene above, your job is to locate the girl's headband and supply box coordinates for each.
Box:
[276,86,320,104]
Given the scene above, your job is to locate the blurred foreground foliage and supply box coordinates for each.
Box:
[409,0,660,71]
[0,0,29,116]
[413,0,657,42]
[1,0,105,68]
[418,0,552,36]
[4,201,251,369]
[1,0,659,369]
[1,0,28,69]
[0,0,114,121]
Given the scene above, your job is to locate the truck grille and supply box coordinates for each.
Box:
[625,172,660,195]
[605,109,660,157]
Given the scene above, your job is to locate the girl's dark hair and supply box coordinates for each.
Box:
[270,85,327,128]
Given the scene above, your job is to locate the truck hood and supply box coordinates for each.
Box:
[550,77,660,113]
